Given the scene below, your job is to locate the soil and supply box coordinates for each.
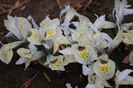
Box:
[0,0,133,88]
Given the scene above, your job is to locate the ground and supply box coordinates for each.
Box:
[0,0,133,88]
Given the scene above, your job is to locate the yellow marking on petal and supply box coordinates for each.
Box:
[80,50,89,59]
[1,50,10,59]
[46,30,55,37]
[99,63,110,74]
[54,59,62,68]
[18,23,24,30]
[123,33,132,43]
[19,51,31,57]
[31,31,40,41]
[78,33,84,40]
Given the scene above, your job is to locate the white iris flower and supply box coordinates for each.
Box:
[4,16,32,40]
[113,0,133,23]
[115,69,133,88]
[60,5,78,36]
[39,16,60,40]
[16,44,44,69]
[51,29,70,53]
[0,41,22,64]
[44,55,66,71]
[27,28,42,45]
[93,15,116,31]
[93,32,113,50]
[93,54,115,80]
[59,44,97,64]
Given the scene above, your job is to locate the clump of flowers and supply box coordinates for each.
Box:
[0,0,133,88]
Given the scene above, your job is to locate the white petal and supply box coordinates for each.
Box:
[71,22,80,28]
[3,41,23,50]
[27,29,42,45]
[5,32,17,39]
[103,21,116,29]
[119,76,133,85]
[4,16,23,40]
[82,65,90,76]
[65,83,72,88]
[40,17,60,30]
[0,49,13,64]
[94,15,105,30]
[85,84,97,88]
[33,51,45,59]
[15,16,32,39]
[59,47,74,55]
[31,18,39,29]
[109,30,123,51]
[60,5,70,18]
[123,9,133,15]
[15,57,27,65]
[29,43,37,54]
[17,48,32,58]
[61,5,77,23]
[117,69,133,81]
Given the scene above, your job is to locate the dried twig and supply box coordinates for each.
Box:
[0,0,30,15]
[21,71,39,88]
[83,0,93,11]
[56,0,63,11]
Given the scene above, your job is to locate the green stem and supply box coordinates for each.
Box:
[43,72,51,82]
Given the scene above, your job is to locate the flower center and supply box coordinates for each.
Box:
[46,30,55,38]
[80,50,89,59]
[18,23,24,30]
[99,63,110,74]
[54,59,62,67]
[31,31,40,41]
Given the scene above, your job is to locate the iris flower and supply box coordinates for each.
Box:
[60,5,78,36]
[51,29,70,53]
[59,44,97,64]
[113,0,133,24]
[0,41,23,64]
[44,55,66,71]
[93,32,113,50]
[4,16,32,40]
[16,44,44,69]
[39,16,60,40]
[39,16,70,52]
[115,69,133,88]
[27,28,42,45]
[93,15,116,31]
[93,54,115,80]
